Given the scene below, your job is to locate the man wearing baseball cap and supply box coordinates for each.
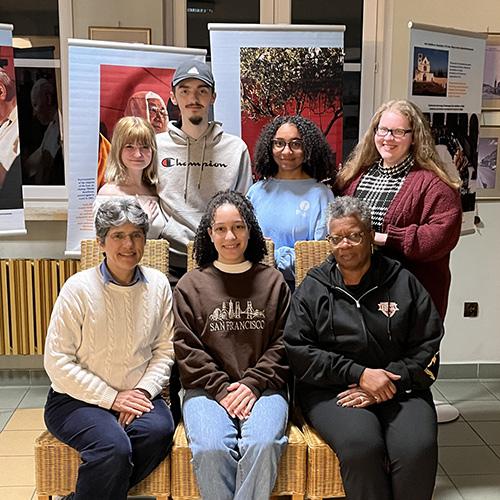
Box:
[156,59,252,278]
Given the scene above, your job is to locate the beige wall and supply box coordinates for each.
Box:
[374,0,500,363]
[72,0,164,45]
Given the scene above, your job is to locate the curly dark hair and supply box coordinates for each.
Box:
[194,190,267,267]
[253,115,336,182]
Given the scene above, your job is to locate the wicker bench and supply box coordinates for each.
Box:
[170,421,307,500]
[34,430,170,500]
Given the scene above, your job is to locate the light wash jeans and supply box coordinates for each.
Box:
[183,388,288,500]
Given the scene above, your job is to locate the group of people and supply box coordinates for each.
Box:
[44,58,462,500]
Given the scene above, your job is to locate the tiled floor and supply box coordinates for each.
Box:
[0,381,499,499]
[432,380,500,499]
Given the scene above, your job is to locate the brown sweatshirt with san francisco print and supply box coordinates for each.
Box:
[173,263,290,402]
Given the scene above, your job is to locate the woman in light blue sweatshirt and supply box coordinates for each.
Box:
[247,116,335,288]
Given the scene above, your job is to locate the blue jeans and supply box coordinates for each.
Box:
[44,388,174,500]
[183,388,288,500]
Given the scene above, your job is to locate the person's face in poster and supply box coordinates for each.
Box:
[147,97,168,133]
[375,110,413,167]
[171,79,215,126]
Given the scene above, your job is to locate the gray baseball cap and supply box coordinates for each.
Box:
[172,60,215,88]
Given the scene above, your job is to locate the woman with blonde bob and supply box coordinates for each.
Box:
[336,99,461,318]
[95,116,166,238]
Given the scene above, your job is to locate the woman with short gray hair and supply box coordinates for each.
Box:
[326,195,372,230]
[94,198,149,243]
[44,199,175,500]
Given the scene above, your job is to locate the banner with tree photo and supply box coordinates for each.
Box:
[209,24,344,166]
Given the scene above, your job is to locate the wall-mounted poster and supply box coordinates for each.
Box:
[89,26,152,45]
[482,34,500,109]
[476,127,500,198]
[209,24,344,166]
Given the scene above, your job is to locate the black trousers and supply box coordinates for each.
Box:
[301,388,437,500]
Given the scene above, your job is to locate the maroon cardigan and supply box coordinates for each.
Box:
[343,167,462,319]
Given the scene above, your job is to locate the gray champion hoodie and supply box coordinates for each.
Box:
[156,121,252,266]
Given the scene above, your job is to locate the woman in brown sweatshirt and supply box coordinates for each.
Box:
[173,190,290,500]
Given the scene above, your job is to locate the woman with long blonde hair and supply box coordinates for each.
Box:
[337,99,461,318]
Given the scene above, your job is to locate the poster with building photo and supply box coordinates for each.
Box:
[0,23,25,236]
[408,23,487,233]
[209,24,344,165]
[65,39,205,255]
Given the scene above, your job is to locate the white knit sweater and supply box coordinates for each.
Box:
[44,266,174,409]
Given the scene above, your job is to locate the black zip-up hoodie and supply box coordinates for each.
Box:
[284,253,443,399]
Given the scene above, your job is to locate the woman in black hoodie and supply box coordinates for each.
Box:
[284,196,443,500]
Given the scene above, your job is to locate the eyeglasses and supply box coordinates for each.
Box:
[375,127,412,138]
[211,223,248,237]
[326,232,364,247]
[271,139,304,151]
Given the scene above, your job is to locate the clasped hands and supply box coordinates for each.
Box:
[112,388,153,427]
[337,368,401,409]
[219,382,257,420]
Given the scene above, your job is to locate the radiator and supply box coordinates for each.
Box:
[0,259,80,355]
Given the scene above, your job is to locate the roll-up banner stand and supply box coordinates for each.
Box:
[65,39,206,255]
[209,24,345,165]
